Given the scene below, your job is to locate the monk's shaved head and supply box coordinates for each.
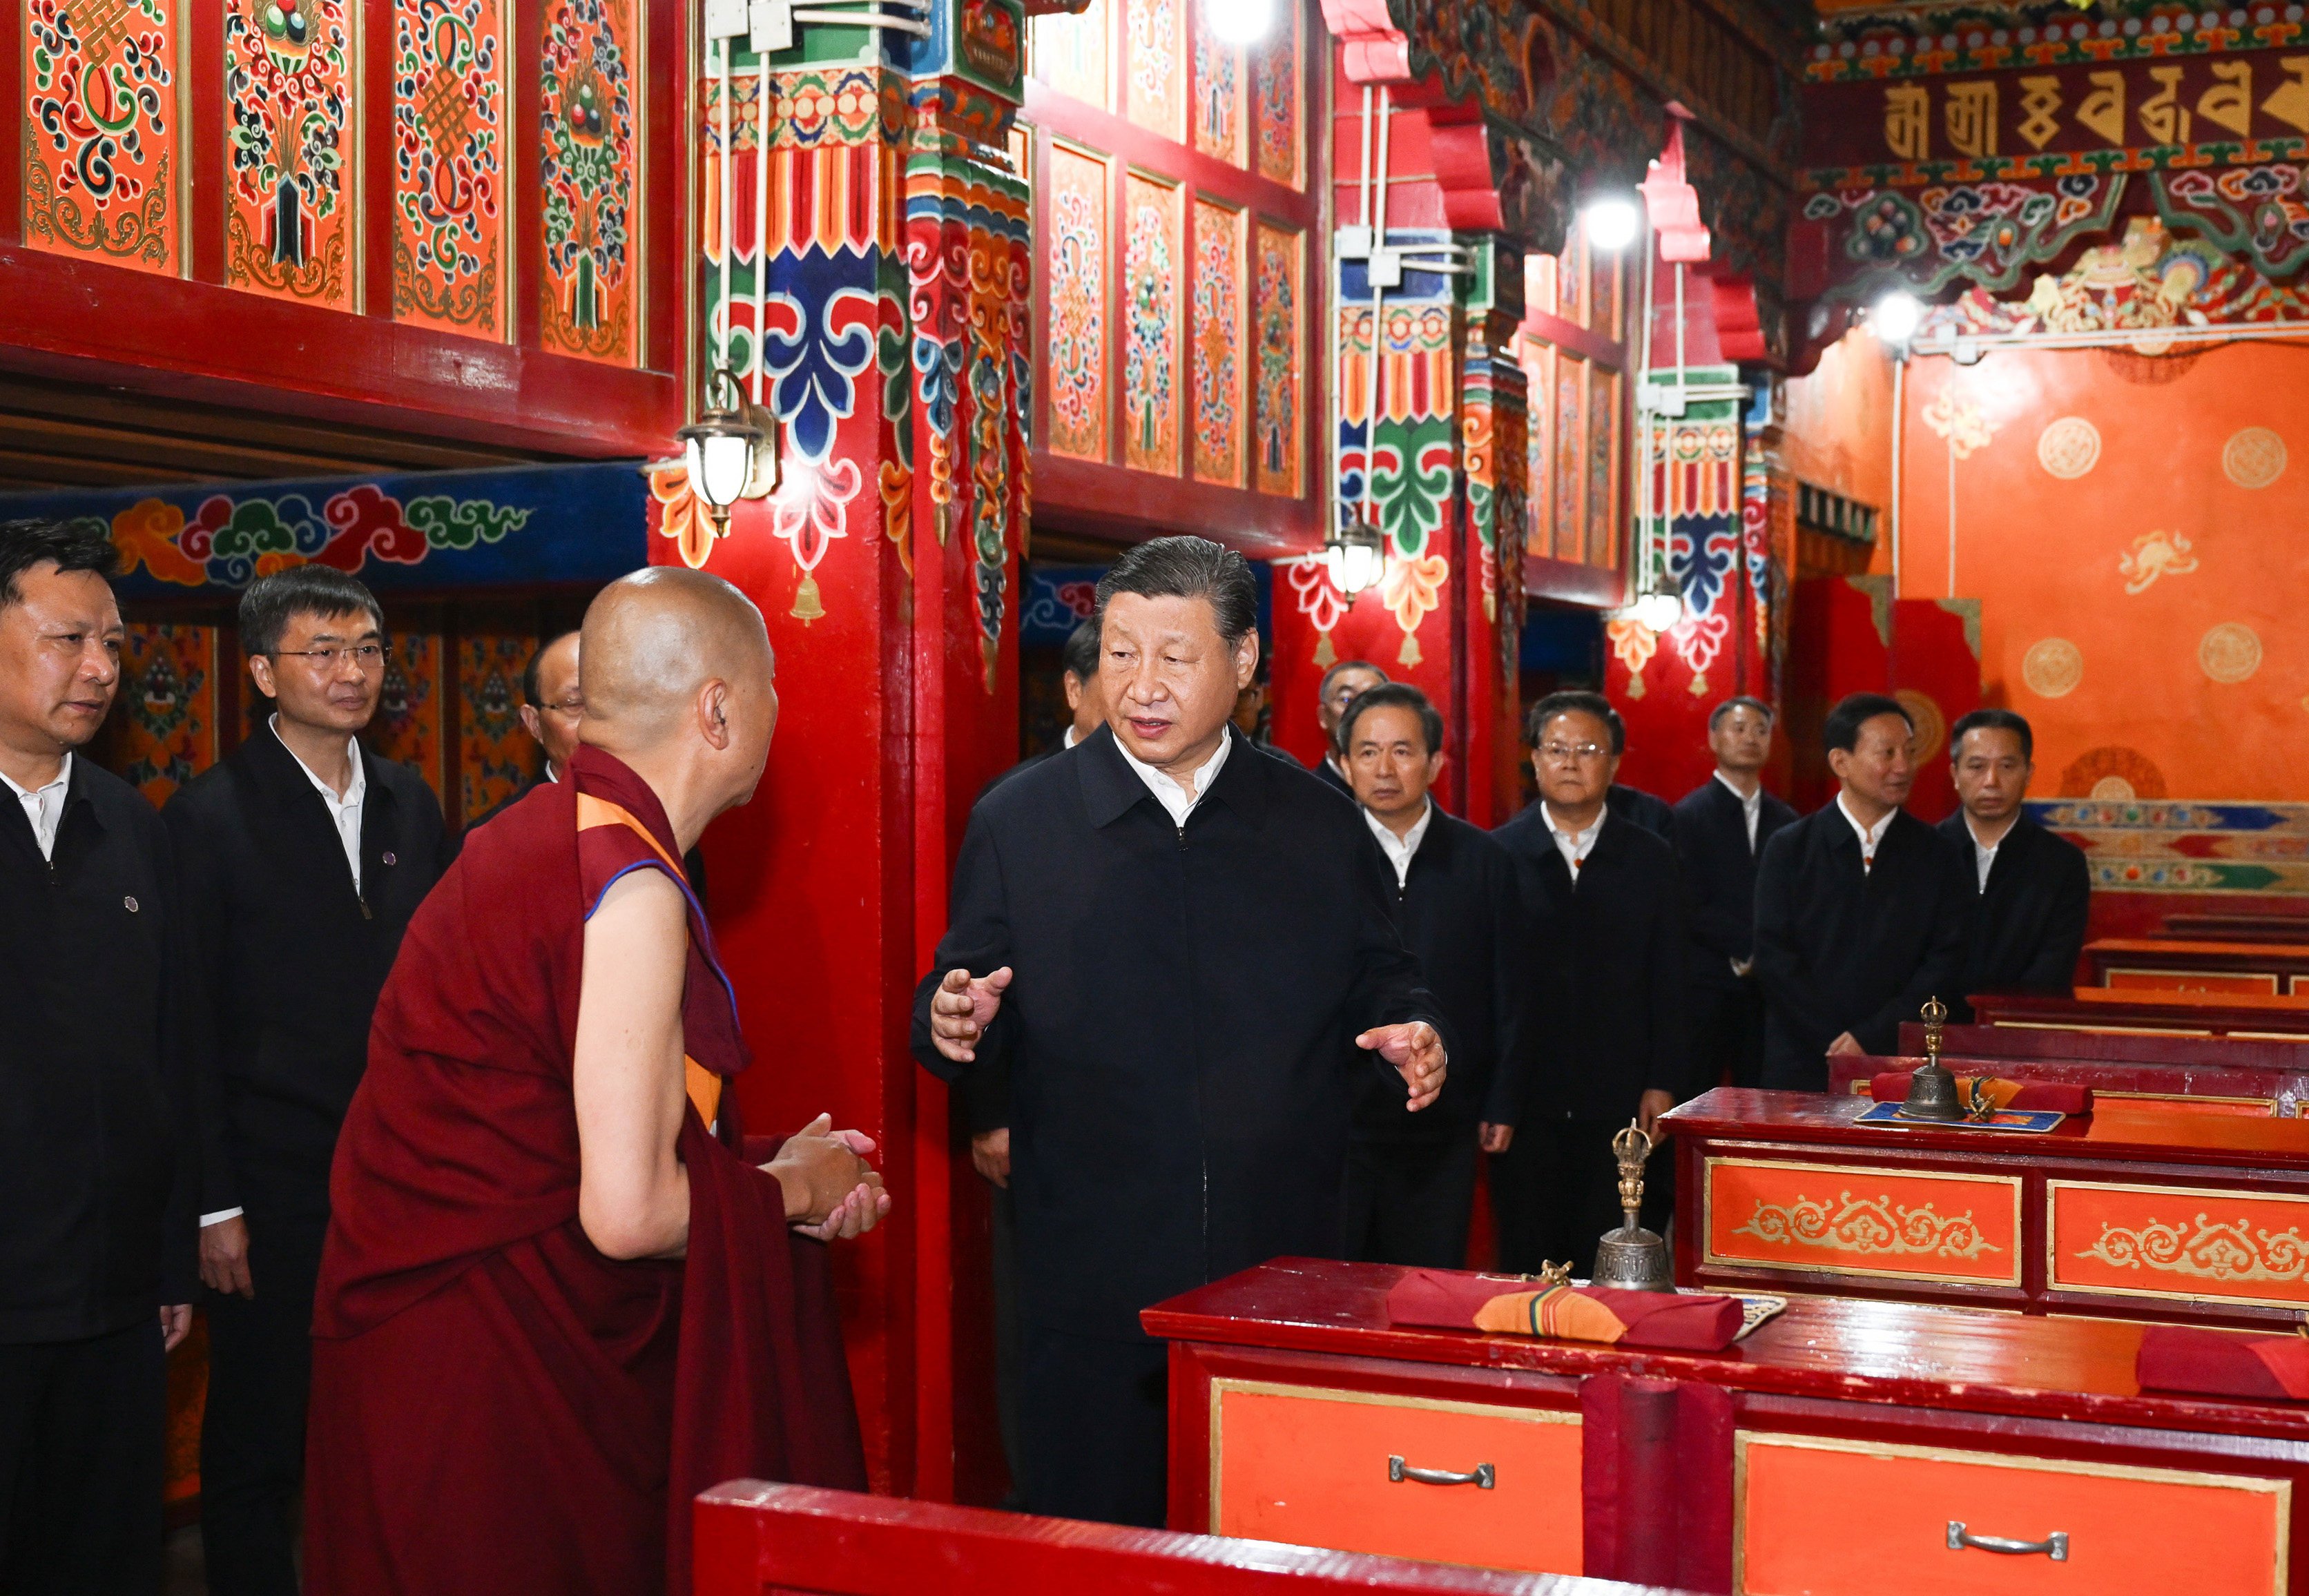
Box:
[579,567,773,752]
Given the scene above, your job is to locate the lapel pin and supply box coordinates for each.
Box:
[381,851,396,866]
[124,895,139,913]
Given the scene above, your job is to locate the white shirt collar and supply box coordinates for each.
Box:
[1964,812,2012,893]
[1835,790,1896,868]
[1062,725,1081,750]
[1,752,73,862]
[273,715,367,891]
[1716,770,1763,848]
[1115,727,1233,828]
[1363,799,1433,888]
[1543,802,1606,877]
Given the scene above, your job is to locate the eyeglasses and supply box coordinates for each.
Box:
[1538,741,1607,763]
[273,644,391,669]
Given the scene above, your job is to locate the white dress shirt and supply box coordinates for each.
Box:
[1714,769,1764,853]
[1544,803,1606,878]
[1062,725,1081,750]
[1363,799,1433,888]
[1835,790,1895,871]
[273,715,367,893]
[1963,812,2009,893]
[1115,727,1232,828]
[1,753,71,862]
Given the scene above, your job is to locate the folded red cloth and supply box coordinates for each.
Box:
[1867,1070,2091,1115]
[2138,1325,2309,1401]
[1385,1269,1745,1352]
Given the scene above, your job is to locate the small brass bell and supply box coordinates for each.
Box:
[1898,995,1964,1122]
[1589,1120,1674,1292]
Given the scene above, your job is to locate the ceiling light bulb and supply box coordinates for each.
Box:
[1871,290,1923,344]
[1206,0,1275,46]
[1580,194,1643,252]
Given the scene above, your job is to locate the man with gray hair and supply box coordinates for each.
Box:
[914,534,1449,1528]
[1313,656,1389,796]
[166,565,450,1596]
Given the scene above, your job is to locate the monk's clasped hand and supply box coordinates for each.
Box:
[1358,1020,1447,1112]
[767,1113,895,1242]
[929,965,1013,1062]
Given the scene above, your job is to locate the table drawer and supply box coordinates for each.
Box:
[1210,1378,1581,1574]
[1703,1157,2021,1287]
[1737,1432,2288,1595]
[2050,1180,2309,1312]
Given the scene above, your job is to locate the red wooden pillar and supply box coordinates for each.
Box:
[646,14,1030,1503]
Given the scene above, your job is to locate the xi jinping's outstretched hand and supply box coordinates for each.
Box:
[929,965,1014,1062]
[1358,1020,1447,1111]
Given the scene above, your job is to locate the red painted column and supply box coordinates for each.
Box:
[646,25,1029,1501]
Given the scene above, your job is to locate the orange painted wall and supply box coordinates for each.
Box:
[1782,329,1896,527]
[1894,343,2309,803]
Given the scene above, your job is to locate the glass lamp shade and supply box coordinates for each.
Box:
[1324,526,1387,598]
[686,430,756,510]
[1871,291,1922,344]
[1634,590,1684,632]
[1208,0,1275,45]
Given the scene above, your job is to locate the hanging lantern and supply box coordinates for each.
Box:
[1323,519,1387,599]
[675,367,769,538]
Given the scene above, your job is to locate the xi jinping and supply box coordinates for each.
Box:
[912,535,1449,1528]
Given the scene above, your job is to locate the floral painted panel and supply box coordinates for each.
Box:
[23,0,183,273]
[539,0,639,365]
[392,0,509,338]
[1121,173,1181,476]
[1554,352,1585,558]
[367,626,447,806]
[1032,0,1106,109]
[1587,362,1619,567]
[1252,221,1299,498]
[1125,0,1180,141]
[1252,6,1297,186]
[115,623,215,806]
[1045,143,1108,463]
[224,0,357,306]
[456,625,534,823]
[1190,199,1244,487]
[1191,14,1241,166]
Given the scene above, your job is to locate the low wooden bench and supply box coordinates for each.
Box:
[692,1483,1692,1595]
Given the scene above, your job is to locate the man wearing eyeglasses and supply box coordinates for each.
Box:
[164,565,447,1596]
[1491,691,1688,1276]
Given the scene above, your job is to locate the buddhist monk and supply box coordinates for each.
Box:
[304,567,882,1595]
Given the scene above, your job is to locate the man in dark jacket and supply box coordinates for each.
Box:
[1940,708,2090,1017]
[1493,692,1688,1274]
[1339,684,1527,1268]
[1674,697,1797,1090]
[1312,657,1388,796]
[913,537,1447,1529]
[0,518,196,1596]
[167,567,449,1596]
[1753,692,1975,1089]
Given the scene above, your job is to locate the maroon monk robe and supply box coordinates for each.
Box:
[306,746,864,1596]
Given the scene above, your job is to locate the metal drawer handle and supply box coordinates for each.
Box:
[1949,1521,2068,1561]
[1388,1454,1495,1489]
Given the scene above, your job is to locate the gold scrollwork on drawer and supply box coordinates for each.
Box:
[2051,1180,2309,1310]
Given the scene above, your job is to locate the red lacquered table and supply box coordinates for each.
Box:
[1146,1258,2309,1595]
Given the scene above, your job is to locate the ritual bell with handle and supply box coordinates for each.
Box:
[1589,1120,1674,1292]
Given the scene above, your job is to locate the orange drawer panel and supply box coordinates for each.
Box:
[1704,1158,2021,1286]
[2051,1180,2309,1310]
[2105,969,2281,995]
[1210,1379,1581,1575]
[1737,1432,2288,1596]
[2096,1093,2277,1118]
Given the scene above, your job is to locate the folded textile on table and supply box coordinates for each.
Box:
[1385,1270,1745,1351]
[1868,1070,2091,1116]
[2137,1325,2309,1401]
